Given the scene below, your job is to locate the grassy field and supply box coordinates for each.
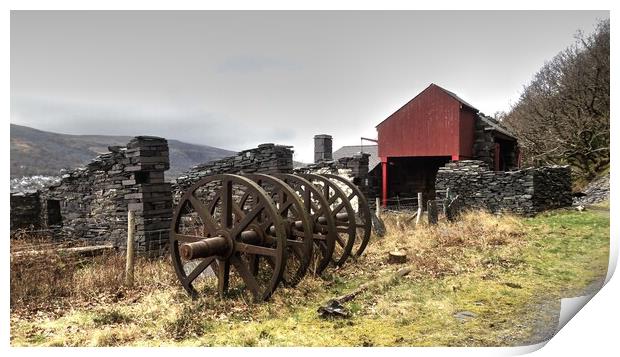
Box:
[10,206,610,347]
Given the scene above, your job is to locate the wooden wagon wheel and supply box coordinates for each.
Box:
[321,173,372,257]
[273,173,337,275]
[240,174,314,287]
[170,174,287,302]
[299,173,356,267]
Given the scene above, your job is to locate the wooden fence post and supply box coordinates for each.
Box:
[415,192,423,225]
[125,210,135,288]
[428,200,438,225]
[443,188,450,217]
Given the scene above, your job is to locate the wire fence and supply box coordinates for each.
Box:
[368,195,453,216]
[10,215,173,256]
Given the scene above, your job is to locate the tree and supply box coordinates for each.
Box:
[502,19,609,186]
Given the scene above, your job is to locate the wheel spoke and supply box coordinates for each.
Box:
[232,202,246,223]
[239,191,251,208]
[216,259,230,295]
[335,234,347,247]
[187,194,219,233]
[186,256,215,283]
[249,255,259,275]
[174,233,206,243]
[235,242,277,257]
[312,233,327,241]
[278,200,294,215]
[303,188,312,212]
[231,255,261,299]
[221,179,233,228]
[331,201,347,215]
[231,203,265,237]
[336,226,355,233]
[287,239,306,259]
[206,192,221,215]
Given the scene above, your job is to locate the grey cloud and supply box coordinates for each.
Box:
[216,55,302,73]
[11,95,295,150]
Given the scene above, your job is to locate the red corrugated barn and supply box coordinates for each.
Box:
[376,83,520,206]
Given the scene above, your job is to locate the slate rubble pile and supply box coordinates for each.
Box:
[436,160,572,216]
[574,174,610,206]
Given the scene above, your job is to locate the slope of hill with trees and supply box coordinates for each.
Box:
[502,19,609,188]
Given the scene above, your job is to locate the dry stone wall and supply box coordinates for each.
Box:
[295,153,370,193]
[13,136,173,255]
[10,191,42,230]
[472,119,496,168]
[172,144,294,203]
[435,160,572,216]
[11,137,374,252]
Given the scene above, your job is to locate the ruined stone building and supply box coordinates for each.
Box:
[10,136,173,255]
[9,136,370,255]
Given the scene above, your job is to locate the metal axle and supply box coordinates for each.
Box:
[180,230,260,260]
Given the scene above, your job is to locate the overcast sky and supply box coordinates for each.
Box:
[11,10,609,163]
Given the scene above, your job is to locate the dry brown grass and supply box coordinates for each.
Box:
[9,211,524,321]
[10,236,177,319]
[357,211,527,279]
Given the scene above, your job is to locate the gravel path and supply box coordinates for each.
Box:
[516,277,606,346]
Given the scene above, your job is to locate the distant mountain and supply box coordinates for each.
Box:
[10,124,236,179]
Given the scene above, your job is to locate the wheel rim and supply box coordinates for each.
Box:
[299,173,356,267]
[170,174,287,302]
[321,173,372,257]
[274,173,337,275]
[240,173,314,287]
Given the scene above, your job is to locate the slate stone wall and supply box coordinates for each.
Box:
[531,165,573,211]
[295,153,371,197]
[472,119,496,168]
[172,143,294,203]
[10,191,42,230]
[12,136,174,255]
[435,160,572,216]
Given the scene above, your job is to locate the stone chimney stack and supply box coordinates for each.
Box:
[314,134,333,163]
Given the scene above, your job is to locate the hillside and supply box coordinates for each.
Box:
[10,124,236,178]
